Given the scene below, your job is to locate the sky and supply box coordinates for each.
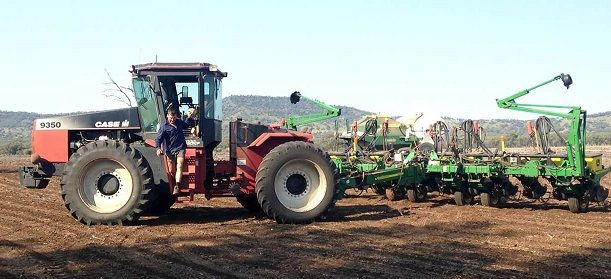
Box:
[0,0,609,119]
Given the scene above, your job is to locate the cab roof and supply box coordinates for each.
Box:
[130,62,227,77]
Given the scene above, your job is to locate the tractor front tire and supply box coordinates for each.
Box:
[60,140,154,225]
[256,141,336,224]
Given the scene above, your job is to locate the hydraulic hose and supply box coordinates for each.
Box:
[455,119,494,157]
[360,118,379,151]
[460,120,474,152]
[534,116,564,154]
[431,121,449,153]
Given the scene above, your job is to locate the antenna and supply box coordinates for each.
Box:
[155,54,158,63]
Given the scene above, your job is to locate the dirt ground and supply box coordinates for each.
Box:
[1,155,611,279]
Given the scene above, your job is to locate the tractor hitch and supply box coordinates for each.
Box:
[19,166,50,189]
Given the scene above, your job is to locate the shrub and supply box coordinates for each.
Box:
[0,140,30,155]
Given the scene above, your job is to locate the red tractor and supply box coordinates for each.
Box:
[19,62,338,225]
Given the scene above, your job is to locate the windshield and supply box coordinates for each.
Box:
[132,76,159,133]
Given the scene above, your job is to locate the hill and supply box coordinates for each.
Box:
[223,95,369,133]
[1,95,610,154]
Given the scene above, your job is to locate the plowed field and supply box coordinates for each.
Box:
[1,155,610,278]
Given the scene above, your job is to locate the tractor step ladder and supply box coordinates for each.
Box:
[176,148,205,203]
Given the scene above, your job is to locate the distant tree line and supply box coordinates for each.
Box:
[481,132,611,150]
[1,96,610,155]
[0,140,30,155]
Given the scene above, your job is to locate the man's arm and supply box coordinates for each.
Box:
[177,118,189,130]
[155,126,165,155]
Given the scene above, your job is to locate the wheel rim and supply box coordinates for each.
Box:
[78,159,134,213]
[274,159,327,213]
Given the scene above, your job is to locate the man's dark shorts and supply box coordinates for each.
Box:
[166,149,185,163]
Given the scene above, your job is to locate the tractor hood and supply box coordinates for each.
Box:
[34,107,141,130]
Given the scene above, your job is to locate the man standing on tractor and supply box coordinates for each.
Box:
[156,110,188,195]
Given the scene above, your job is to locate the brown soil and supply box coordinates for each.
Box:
[1,155,611,278]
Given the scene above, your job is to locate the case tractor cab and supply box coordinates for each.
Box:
[19,62,338,225]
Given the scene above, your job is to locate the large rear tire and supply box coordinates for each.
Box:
[60,140,154,225]
[256,141,336,224]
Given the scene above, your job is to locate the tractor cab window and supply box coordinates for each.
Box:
[132,77,159,133]
[202,75,222,120]
[214,78,223,120]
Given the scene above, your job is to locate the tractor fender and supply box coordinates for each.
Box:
[132,142,171,187]
[248,131,313,148]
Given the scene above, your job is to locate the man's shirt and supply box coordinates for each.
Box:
[155,119,188,155]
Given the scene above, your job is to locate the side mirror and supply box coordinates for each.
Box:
[290,91,301,104]
[181,85,189,97]
[560,73,572,89]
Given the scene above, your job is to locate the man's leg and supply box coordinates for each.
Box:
[166,153,180,195]
[166,154,177,178]
[175,149,185,184]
